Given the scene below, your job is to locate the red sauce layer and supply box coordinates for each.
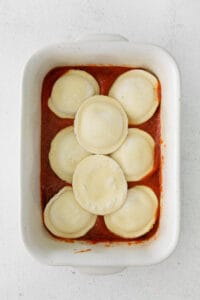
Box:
[41,66,161,243]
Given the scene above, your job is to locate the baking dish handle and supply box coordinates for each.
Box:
[76,33,128,42]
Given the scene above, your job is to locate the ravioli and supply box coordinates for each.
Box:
[104,185,158,238]
[109,69,159,124]
[74,95,128,154]
[49,126,90,183]
[73,155,127,215]
[44,187,97,238]
[111,128,155,181]
[48,69,100,118]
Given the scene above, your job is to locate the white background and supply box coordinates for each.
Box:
[0,0,199,299]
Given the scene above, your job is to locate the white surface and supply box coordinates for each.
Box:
[0,0,199,299]
[21,37,179,267]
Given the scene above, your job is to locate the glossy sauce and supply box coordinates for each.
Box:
[41,66,161,243]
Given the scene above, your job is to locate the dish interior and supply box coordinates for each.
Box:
[41,65,161,243]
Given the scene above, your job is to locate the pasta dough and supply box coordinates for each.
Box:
[49,126,89,183]
[74,95,128,154]
[111,128,155,181]
[104,185,158,238]
[109,69,159,124]
[44,187,97,238]
[73,155,127,215]
[48,69,100,118]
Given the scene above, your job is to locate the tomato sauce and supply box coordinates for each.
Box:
[41,66,161,243]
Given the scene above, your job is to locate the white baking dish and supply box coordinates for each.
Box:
[21,34,180,273]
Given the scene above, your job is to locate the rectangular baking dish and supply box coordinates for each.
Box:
[21,34,180,269]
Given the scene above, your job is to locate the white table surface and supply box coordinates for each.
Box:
[0,0,199,299]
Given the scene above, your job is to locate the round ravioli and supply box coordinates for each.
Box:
[49,126,90,183]
[109,69,159,124]
[44,187,97,238]
[48,69,100,118]
[73,155,127,215]
[74,95,128,154]
[104,185,158,238]
[111,128,155,181]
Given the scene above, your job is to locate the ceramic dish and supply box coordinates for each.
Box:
[21,34,180,274]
